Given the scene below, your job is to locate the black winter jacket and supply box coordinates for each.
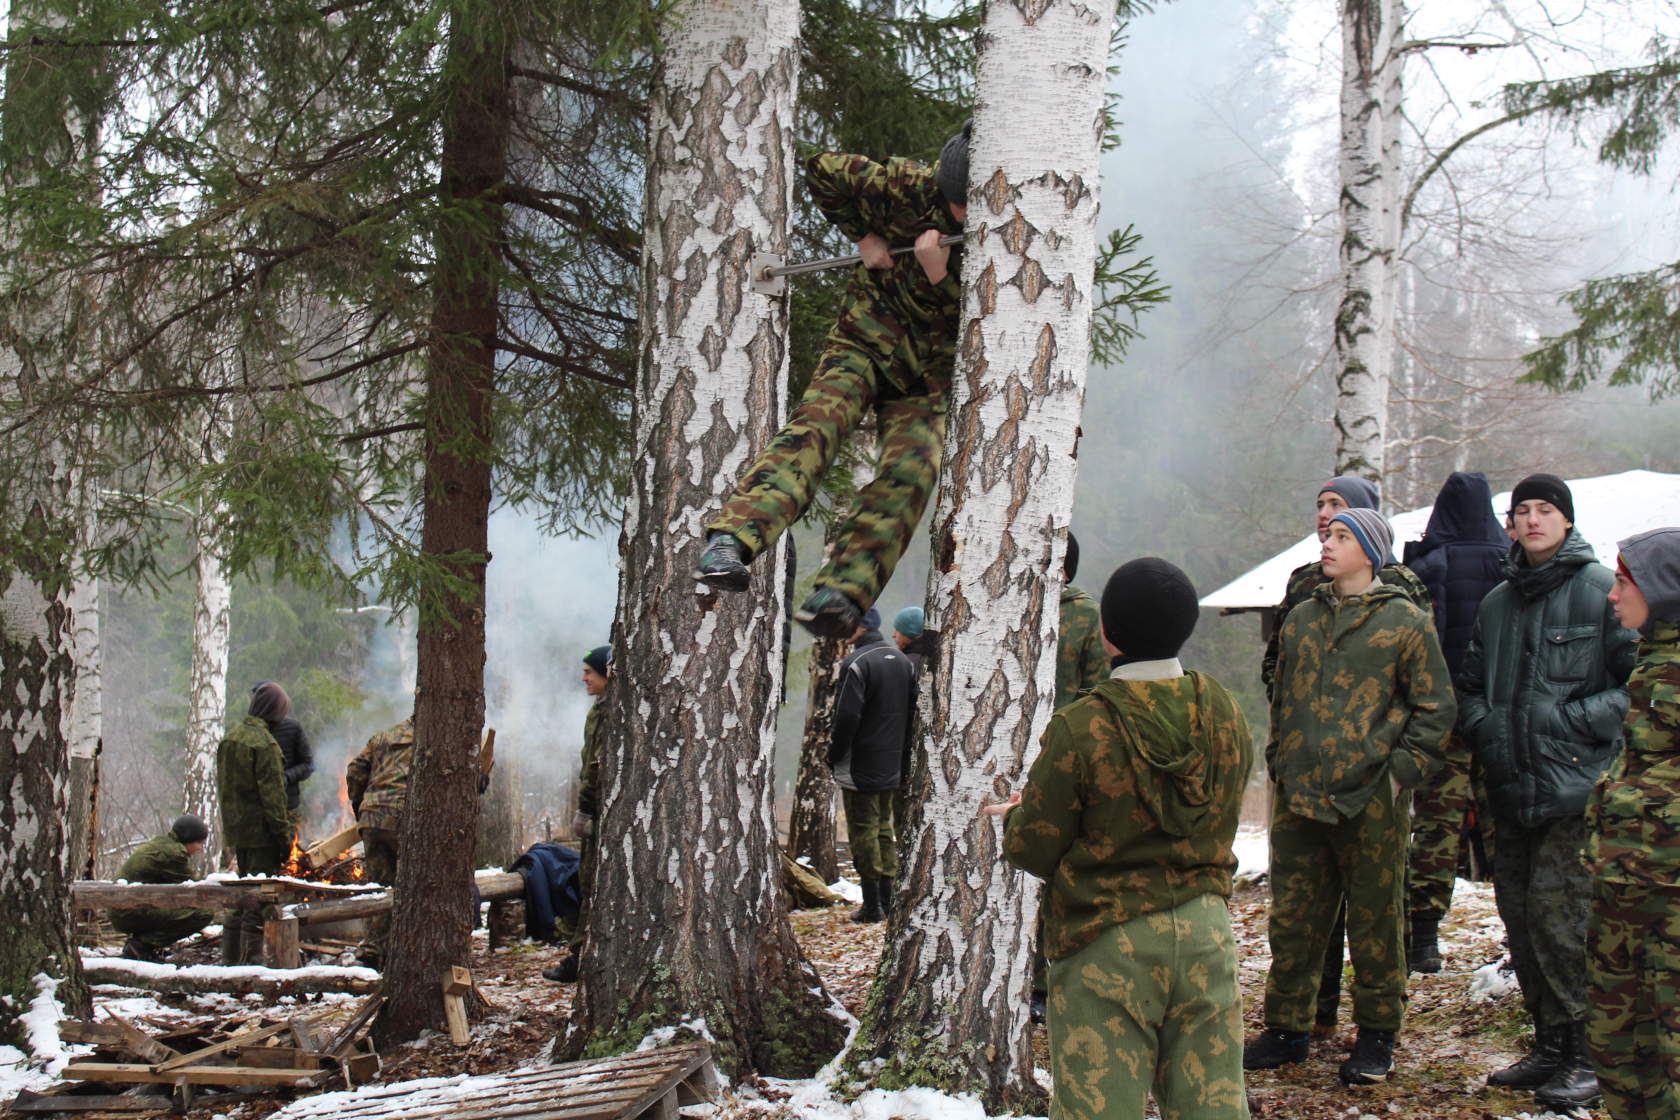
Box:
[265,717,315,811]
[1402,471,1509,676]
[829,630,917,792]
[1457,530,1637,827]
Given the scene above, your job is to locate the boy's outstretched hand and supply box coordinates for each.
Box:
[979,791,1021,818]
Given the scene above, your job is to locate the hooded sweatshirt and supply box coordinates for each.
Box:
[1003,668,1253,960]
[1586,526,1680,888]
[1402,471,1509,674]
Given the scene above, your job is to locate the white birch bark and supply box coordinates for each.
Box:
[853,0,1116,1107]
[559,0,843,1078]
[1334,0,1405,483]
[65,555,102,881]
[183,412,232,867]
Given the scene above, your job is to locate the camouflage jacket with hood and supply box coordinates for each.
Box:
[1055,584,1107,712]
[1261,558,1430,701]
[1269,580,1456,824]
[347,718,416,833]
[1004,668,1254,960]
[216,716,292,849]
[806,153,964,400]
[1587,526,1680,890]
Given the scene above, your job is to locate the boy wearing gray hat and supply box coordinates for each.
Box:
[1246,508,1455,1087]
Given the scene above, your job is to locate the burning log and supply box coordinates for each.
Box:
[299,824,363,873]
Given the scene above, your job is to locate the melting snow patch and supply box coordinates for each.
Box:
[636,1016,714,1052]
[829,879,863,904]
[781,1083,1027,1120]
[1469,955,1520,1003]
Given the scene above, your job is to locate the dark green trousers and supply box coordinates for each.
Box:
[111,906,215,949]
[226,842,285,964]
[841,789,897,880]
[361,826,400,955]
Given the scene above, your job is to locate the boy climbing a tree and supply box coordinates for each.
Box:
[695,124,970,639]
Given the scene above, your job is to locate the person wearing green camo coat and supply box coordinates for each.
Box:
[697,125,971,640]
[217,682,295,964]
[1258,475,1432,1034]
[347,714,416,960]
[1584,526,1680,1120]
[1245,508,1455,1087]
[544,644,611,984]
[109,815,215,961]
[1056,531,1107,714]
[994,557,1253,1120]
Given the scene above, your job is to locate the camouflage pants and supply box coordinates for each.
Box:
[1588,880,1680,1120]
[226,842,285,965]
[841,789,897,880]
[709,344,944,611]
[1263,782,1409,1033]
[110,906,215,949]
[361,826,400,954]
[1406,733,1472,918]
[1048,892,1248,1120]
[1492,814,1591,1028]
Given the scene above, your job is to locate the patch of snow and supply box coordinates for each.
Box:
[636,1016,715,1052]
[79,956,378,983]
[779,1083,1035,1120]
[1469,955,1520,1003]
[1232,826,1268,881]
[22,974,70,1075]
[828,879,863,903]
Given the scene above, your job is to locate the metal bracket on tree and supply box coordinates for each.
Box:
[750,234,967,297]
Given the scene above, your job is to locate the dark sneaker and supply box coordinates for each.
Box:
[795,588,864,639]
[1243,1028,1310,1071]
[1339,1028,1396,1086]
[695,532,751,592]
[120,936,160,963]
[542,954,580,983]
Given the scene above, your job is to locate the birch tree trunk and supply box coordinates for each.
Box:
[65,558,102,882]
[558,0,845,1079]
[849,1,1115,1108]
[184,412,231,868]
[1333,0,1405,483]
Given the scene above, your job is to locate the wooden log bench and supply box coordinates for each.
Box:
[264,1043,717,1120]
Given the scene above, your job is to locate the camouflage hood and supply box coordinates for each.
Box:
[1087,675,1219,838]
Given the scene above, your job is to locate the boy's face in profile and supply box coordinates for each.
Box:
[1609,563,1650,631]
[1320,521,1371,582]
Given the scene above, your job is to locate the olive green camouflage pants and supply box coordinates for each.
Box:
[1588,880,1680,1120]
[225,842,285,965]
[709,345,944,612]
[841,789,897,881]
[1494,814,1591,1028]
[1264,782,1409,1033]
[110,906,215,949]
[1406,733,1472,918]
[1048,892,1248,1120]
[362,826,400,954]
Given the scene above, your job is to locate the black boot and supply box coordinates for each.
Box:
[1534,1021,1601,1111]
[121,936,160,963]
[220,922,242,966]
[796,588,864,640]
[1486,1022,1567,1089]
[695,532,751,592]
[1243,1028,1310,1070]
[877,878,894,916]
[1407,912,1443,974]
[851,879,884,924]
[542,954,580,983]
[1338,1027,1396,1086]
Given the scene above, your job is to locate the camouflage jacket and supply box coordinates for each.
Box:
[807,153,964,400]
[1055,585,1108,712]
[1269,580,1455,824]
[577,701,604,817]
[216,716,292,848]
[346,718,415,833]
[1586,622,1680,889]
[1262,558,1430,701]
[1004,670,1254,960]
[118,832,195,885]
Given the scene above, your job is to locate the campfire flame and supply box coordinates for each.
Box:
[282,834,307,877]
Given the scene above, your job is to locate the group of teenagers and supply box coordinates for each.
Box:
[990,471,1679,1120]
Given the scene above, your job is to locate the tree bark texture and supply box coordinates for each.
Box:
[377,3,507,1045]
[786,632,843,884]
[850,0,1115,1108]
[185,416,232,868]
[1333,0,1405,484]
[65,563,101,881]
[558,0,844,1080]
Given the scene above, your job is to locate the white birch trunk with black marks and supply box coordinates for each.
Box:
[558,0,844,1079]
[184,415,232,867]
[65,562,101,882]
[851,0,1115,1108]
[1334,0,1405,484]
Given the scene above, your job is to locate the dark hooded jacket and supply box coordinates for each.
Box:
[1458,529,1638,827]
[828,630,916,792]
[1402,471,1510,676]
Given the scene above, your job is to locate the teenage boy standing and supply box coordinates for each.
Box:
[1246,508,1455,1086]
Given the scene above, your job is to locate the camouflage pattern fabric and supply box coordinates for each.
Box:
[1263,780,1410,1033]
[1587,882,1680,1120]
[216,716,292,849]
[109,832,213,948]
[1406,731,1474,917]
[1056,585,1108,712]
[1004,671,1253,961]
[1493,814,1592,1028]
[1267,580,1455,823]
[842,788,897,880]
[347,718,415,833]
[1586,621,1680,890]
[227,842,284,965]
[361,825,399,954]
[578,701,604,817]
[1261,559,1431,701]
[707,152,961,612]
[1047,892,1248,1120]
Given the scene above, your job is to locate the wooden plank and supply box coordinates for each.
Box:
[289,1016,331,1054]
[300,824,363,871]
[10,1089,172,1113]
[441,994,470,1047]
[82,963,376,998]
[72,881,270,911]
[98,1011,179,1065]
[644,1088,679,1120]
[442,966,472,996]
[153,1021,290,1073]
[321,988,384,1057]
[63,1063,324,1087]
[235,1047,321,1070]
[313,1068,670,1120]
[675,1060,718,1106]
[264,915,302,969]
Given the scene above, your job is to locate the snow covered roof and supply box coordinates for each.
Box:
[1200,469,1680,611]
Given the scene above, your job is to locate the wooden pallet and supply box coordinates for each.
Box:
[266,1043,717,1120]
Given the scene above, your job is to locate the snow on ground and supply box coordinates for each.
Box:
[78,957,379,984]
